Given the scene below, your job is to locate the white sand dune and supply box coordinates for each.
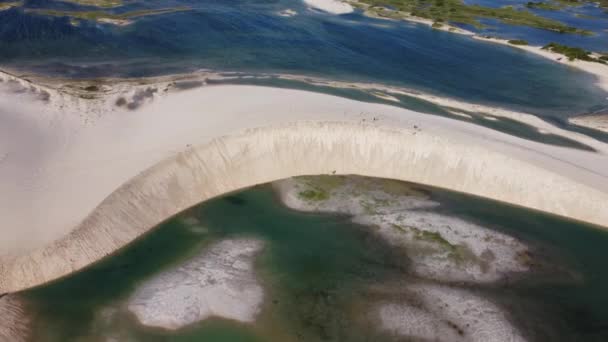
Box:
[0,76,607,293]
[128,239,264,330]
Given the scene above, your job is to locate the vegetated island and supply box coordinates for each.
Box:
[25,6,191,26]
[345,0,593,35]
[504,40,608,64]
[330,0,608,87]
[542,42,608,64]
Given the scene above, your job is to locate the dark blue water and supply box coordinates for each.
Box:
[462,0,608,52]
[0,0,607,117]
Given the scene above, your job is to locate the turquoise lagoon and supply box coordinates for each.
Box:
[22,178,608,342]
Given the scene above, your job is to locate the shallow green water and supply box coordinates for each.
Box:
[23,181,608,341]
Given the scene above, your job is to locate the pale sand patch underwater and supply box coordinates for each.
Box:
[0,295,29,342]
[128,238,264,330]
[375,283,526,342]
[275,176,532,283]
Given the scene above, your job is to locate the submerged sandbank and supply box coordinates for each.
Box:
[375,283,526,342]
[274,176,534,283]
[128,238,264,330]
[0,75,607,293]
[0,295,29,342]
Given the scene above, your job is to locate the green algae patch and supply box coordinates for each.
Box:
[298,189,330,201]
[295,175,346,202]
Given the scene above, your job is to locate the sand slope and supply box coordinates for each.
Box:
[0,83,607,293]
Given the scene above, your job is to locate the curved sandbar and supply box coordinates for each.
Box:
[1,85,607,293]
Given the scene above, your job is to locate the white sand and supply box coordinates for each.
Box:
[1,74,608,292]
[277,9,298,17]
[304,0,353,14]
[569,113,608,133]
[376,284,526,342]
[128,238,264,330]
[275,176,531,283]
[275,73,608,153]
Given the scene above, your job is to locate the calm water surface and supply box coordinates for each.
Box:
[0,0,606,117]
[23,181,608,341]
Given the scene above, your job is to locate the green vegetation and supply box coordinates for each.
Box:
[542,42,607,63]
[299,175,345,192]
[508,39,529,45]
[392,224,475,262]
[525,2,561,10]
[26,6,190,25]
[298,189,330,201]
[350,0,592,35]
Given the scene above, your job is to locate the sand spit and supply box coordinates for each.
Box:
[1,81,608,293]
[376,284,526,342]
[273,74,608,153]
[128,239,264,330]
[275,176,531,283]
[0,295,29,342]
[2,67,603,152]
[570,113,608,133]
[304,0,353,14]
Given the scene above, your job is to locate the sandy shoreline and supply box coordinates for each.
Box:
[2,66,605,153]
[473,36,608,93]
[341,1,608,93]
[0,74,607,292]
